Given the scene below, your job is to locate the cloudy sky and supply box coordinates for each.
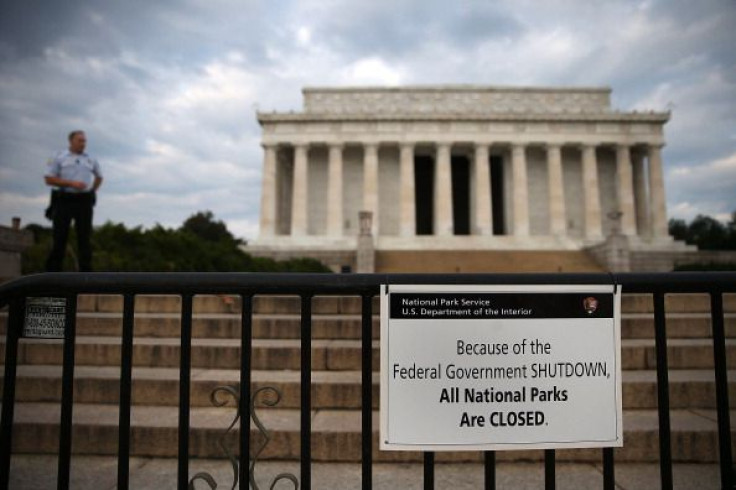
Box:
[1,0,734,240]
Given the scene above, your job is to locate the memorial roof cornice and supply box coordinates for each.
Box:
[256,112,670,124]
[302,85,613,94]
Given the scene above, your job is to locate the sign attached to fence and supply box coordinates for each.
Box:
[23,297,67,339]
[380,284,622,451]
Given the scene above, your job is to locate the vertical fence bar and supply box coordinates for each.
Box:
[544,449,555,490]
[177,294,194,490]
[361,294,373,490]
[602,448,615,490]
[710,292,733,489]
[300,294,312,490]
[117,294,135,490]
[484,451,496,490]
[0,298,24,490]
[653,291,673,490]
[57,295,78,490]
[423,452,434,490]
[240,294,253,489]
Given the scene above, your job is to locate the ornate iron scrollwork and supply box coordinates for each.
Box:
[189,386,299,490]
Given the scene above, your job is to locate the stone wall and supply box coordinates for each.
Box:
[0,221,34,282]
[632,250,736,272]
[586,235,631,272]
[588,238,736,273]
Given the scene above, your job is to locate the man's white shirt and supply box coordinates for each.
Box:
[46,150,102,193]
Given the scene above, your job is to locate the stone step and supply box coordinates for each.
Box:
[5,456,727,490]
[2,337,735,371]
[2,366,734,410]
[7,402,734,463]
[3,312,734,340]
[74,295,381,315]
[623,293,736,314]
[1,366,375,409]
[621,314,736,339]
[0,312,382,340]
[375,250,606,273]
[66,293,736,315]
[2,337,376,371]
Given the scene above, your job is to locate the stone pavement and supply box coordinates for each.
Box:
[8,456,721,489]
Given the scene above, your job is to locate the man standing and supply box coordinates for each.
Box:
[44,130,103,272]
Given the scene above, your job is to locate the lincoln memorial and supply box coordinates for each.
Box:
[248,86,691,272]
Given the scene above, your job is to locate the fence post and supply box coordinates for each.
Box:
[117,294,136,489]
[57,295,78,490]
[484,451,495,490]
[240,294,254,488]
[710,292,733,489]
[300,294,313,490]
[0,298,24,490]
[423,452,434,490]
[361,294,373,490]
[177,294,194,490]
[653,292,673,490]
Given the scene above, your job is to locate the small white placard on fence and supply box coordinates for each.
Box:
[380,284,622,451]
[23,297,67,339]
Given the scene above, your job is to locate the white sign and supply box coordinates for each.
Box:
[23,297,66,339]
[380,284,622,451]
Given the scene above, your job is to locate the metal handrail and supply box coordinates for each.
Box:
[2,271,736,300]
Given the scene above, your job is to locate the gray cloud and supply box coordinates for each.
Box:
[297,1,523,59]
[0,0,734,240]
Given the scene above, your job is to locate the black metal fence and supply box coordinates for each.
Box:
[0,272,734,490]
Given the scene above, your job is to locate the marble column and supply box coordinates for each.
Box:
[546,144,566,236]
[616,144,637,235]
[362,143,379,236]
[290,144,309,236]
[632,150,650,238]
[512,144,529,236]
[434,143,453,236]
[327,143,344,236]
[399,143,416,237]
[581,144,602,239]
[473,144,492,235]
[648,144,668,237]
[259,143,278,237]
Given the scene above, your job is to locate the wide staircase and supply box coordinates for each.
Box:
[1,292,734,465]
[375,250,605,273]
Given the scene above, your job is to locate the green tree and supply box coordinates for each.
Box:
[727,212,736,249]
[688,215,728,250]
[668,212,736,250]
[181,210,239,245]
[668,218,688,242]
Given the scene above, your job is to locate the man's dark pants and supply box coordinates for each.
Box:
[45,192,94,272]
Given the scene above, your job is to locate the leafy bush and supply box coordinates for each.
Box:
[22,211,331,273]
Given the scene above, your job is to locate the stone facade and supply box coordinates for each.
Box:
[249,85,690,268]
